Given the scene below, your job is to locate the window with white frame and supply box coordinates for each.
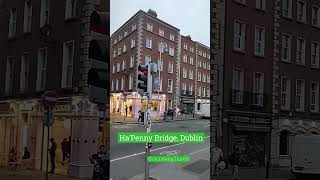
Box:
[198,60,202,68]
[183,43,188,50]
[255,26,265,56]
[297,1,306,22]
[207,74,210,83]
[202,73,206,82]
[65,0,77,20]
[40,0,50,27]
[121,76,124,90]
[131,38,135,48]
[182,68,187,78]
[183,55,187,63]
[311,82,319,112]
[123,44,127,53]
[182,83,187,95]
[253,72,264,106]
[189,85,193,95]
[146,38,152,49]
[203,61,206,69]
[190,57,194,65]
[256,0,266,10]
[112,64,115,73]
[198,50,202,56]
[198,72,201,81]
[311,42,320,68]
[158,58,163,71]
[296,38,305,64]
[113,51,117,58]
[281,77,291,110]
[119,35,122,41]
[116,79,119,91]
[189,70,193,80]
[282,34,291,62]
[190,46,194,53]
[124,31,128,37]
[207,63,210,70]
[207,88,210,97]
[122,59,126,70]
[283,0,292,17]
[130,55,135,68]
[114,39,117,45]
[37,48,48,90]
[8,8,17,37]
[61,41,74,88]
[111,80,114,91]
[145,55,151,64]
[168,79,173,93]
[234,21,245,51]
[169,47,174,56]
[203,52,206,58]
[232,68,244,104]
[132,24,136,31]
[170,34,175,41]
[118,47,121,55]
[20,53,30,92]
[23,0,32,33]
[117,62,120,72]
[156,77,162,92]
[296,79,305,111]
[5,57,15,94]
[197,86,201,96]
[202,87,206,97]
[159,28,164,37]
[147,22,153,31]
[312,6,320,26]
[168,62,173,74]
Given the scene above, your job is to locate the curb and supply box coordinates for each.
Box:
[111,118,200,124]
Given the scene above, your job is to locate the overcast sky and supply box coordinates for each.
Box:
[110,0,210,47]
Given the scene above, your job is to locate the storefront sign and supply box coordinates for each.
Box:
[52,105,71,112]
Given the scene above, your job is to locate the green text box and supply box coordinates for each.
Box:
[147,156,191,162]
[118,132,205,143]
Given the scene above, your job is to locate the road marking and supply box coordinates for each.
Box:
[188,147,210,156]
[110,136,210,162]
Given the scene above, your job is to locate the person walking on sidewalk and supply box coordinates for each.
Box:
[229,147,241,180]
[90,145,109,180]
[212,146,223,176]
[125,105,128,117]
[49,138,57,174]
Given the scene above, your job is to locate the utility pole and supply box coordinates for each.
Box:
[144,63,152,180]
[157,39,163,120]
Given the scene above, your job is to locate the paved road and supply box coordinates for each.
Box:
[110,118,210,180]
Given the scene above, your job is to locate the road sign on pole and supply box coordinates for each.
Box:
[42,91,58,110]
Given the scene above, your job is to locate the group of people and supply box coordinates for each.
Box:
[8,146,32,170]
[89,145,109,180]
[212,146,241,180]
[48,137,71,174]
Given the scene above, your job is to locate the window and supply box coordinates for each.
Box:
[197,86,201,96]
[312,6,320,26]
[65,0,77,19]
[113,51,117,58]
[111,80,114,91]
[131,38,135,48]
[183,43,188,50]
[114,39,117,45]
[311,82,319,112]
[156,77,162,92]
[8,8,17,37]
[256,0,266,10]
[169,47,174,56]
[207,54,210,59]
[116,79,119,91]
[168,62,173,74]
[198,50,202,56]
[158,58,163,71]
[145,55,151,64]
[146,38,152,49]
[112,64,115,73]
[159,28,164,37]
[170,34,175,41]
[203,61,206,69]
[130,55,135,68]
[232,68,244,104]
[61,41,74,88]
[147,22,153,31]
[296,38,305,65]
[295,79,305,111]
[123,44,127,53]
[297,1,306,22]
[37,48,48,90]
[203,52,206,58]
[190,57,194,65]
[234,21,245,51]
[182,83,187,95]
[198,60,202,68]
[202,73,206,82]
[20,53,30,92]
[118,35,122,41]
[281,77,291,110]
[121,76,124,90]
[311,42,320,68]
[132,24,136,31]
[5,57,15,94]
[207,88,210,98]
[207,63,210,70]
[122,59,126,70]
[182,68,187,78]
[190,46,194,53]
[40,0,50,27]
[189,85,193,95]
[23,0,32,33]
[253,72,264,106]
[198,72,201,81]
[282,34,291,62]
[183,55,188,63]
[118,47,121,55]
[207,74,210,83]
[189,70,193,80]
[202,87,206,97]
[168,79,173,93]
[279,130,289,155]
[283,0,292,18]
[117,62,120,72]
[254,26,265,56]
[124,31,128,37]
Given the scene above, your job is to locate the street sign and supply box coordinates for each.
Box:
[42,111,54,126]
[42,91,58,110]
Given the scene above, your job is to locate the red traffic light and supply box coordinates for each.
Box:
[138,65,148,75]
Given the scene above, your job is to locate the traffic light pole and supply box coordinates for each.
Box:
[144,63,152,180]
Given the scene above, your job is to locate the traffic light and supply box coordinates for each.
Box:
[137,65,149,94]
[87,11,109,104]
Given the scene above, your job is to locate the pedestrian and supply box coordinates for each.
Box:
[125,105,128,117]
[229,147,241,180]
[49,138,57,174]
[90,145,109,180]
[61,138,68,162]
[8,147,18,170]
[22,147,32,169]
[138,110,142,123]
[129,105,132,114]
[212,146,223,176]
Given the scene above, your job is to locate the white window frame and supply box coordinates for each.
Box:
[190,57,194,65]
[116,79,119,91]
[122,59,126,70]
[112,64,115,73]
[111,80,114,92]
[202,73,206,82]
[117,62,120,72]
[297,0,306,22]
[189,85,193,95]
[253,72,264,106]
[168,62,173,74]
[121,76,124,90]
[147,22,153,31]
[190,47,194,53]
[159,28,164,37]
[182,83,187,95]
[158,58,163,72]
[124,31,128,37]
[8,8,17,37]
[123,43,127,53]
[113,51,117,58]
[20,53,30,92]
[296,37,305,65]
[207,88,210,98]
[132,24,136,31]
[170,34,175,41]
[61,41,74,88]
[198,72,201,81]
[169,47,174,56]
[295,79,305,111]
[207,74,210,83]
[65,0,77,20]
[40,0,50,27]
[281,77,291,110]
[5,57,15,94]
[146,37,152,49]
[129,74,134,90]
[232,68,244,104]
[168,79,173,93]
[182,68,187,78]
[131,38,135,48]
[183,54,187,63]
[37,48,48,90]
[145,55,151,64]
[312,6,320,27]
[283,0,292,18]
[202,87,206,97]
[23,0,32,33]
[189,70,193,80]
[310,82,319,112]
[281,33,292,62]
[311,41,320,68]
[254,26,265,56]
[256,0,266,10]
[118,47,121,55]
[234,20,246,51]
[130,55,135,68]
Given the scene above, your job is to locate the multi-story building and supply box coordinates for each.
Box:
[110,9,210,118]
[0,0,108,178]
[212,0,320,169]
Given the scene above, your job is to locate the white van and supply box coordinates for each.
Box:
[291,134,320,177]
[195,103,210,118]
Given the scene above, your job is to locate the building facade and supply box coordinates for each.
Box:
[110,10,210,118]
[0,0,108,178]
[212,0,320,168]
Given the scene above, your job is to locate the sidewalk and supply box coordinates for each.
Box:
[111,114,201,124]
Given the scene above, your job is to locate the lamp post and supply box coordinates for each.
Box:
[157,39,163,120]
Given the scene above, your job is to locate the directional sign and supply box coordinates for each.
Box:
[42,111,54,127]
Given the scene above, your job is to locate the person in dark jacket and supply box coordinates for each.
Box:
[49,138,57,174]
[90,145,109,180]
[61,138,68,162]
[229,147,241,180]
